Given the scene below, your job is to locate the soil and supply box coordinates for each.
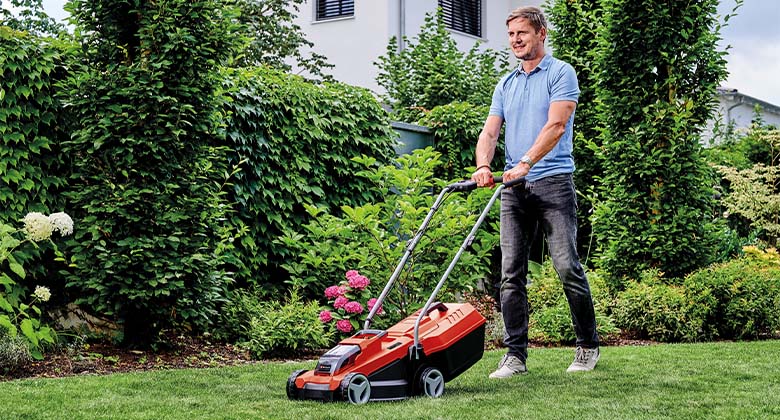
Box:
[1,333,657,382]
[1,335,258,382]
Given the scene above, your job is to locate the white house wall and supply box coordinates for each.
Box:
[289,0,543,96]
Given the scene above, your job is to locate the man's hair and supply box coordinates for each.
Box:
[506,6,547,32]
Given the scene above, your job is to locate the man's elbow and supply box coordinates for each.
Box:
[547,121,567,139]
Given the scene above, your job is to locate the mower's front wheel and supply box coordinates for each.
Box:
[286,369,306,400]
[340,373,371,404]
[418,367,445,398]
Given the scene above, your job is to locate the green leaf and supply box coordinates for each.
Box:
[20,318,39,347]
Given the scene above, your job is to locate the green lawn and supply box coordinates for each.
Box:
[1,340,779,419]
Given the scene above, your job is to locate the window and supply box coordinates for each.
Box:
[438,0,482,38]
[316,0,354,21]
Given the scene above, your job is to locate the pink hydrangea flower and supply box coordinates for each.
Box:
[348,274,370,290]
[319,310,333,323]
[333,296,348,309]
[345,270,360,280]
[324,285,341,299]
[367,298,383,314]
[336,319,353,333]
[344,301,363,314]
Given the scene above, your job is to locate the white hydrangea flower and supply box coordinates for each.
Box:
[22,212,54,242]
[49,212,74,236]
[33,286,51,302]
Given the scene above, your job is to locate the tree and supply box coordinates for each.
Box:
[60,0,247,344]
[590,0,734,285]
[375,10,509,122]
[0,0,65,37]
[234,0,333,80]
[546,0,604,259]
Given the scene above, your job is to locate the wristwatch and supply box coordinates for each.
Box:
[520,155,534,168]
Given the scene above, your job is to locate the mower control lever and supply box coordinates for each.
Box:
[424,302,449,316]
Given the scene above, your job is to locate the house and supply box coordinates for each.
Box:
[290,0,780,143]
[289,0,543,94]
[705,88,780,143]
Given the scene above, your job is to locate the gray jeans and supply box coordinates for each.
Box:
[499,173,599,361]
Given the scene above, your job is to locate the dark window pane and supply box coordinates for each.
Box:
[438,0,482,37]
[317,0,355,21]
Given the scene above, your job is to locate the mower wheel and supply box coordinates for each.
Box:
[418,367,444,398]
[340,373,371,404]
[286,369,306,400]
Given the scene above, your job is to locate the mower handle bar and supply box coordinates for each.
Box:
[446,176,524,192]
[364,175,525,331]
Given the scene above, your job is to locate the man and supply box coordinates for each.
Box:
[472,6,600,378]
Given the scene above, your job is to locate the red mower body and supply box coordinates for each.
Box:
[287,302,486,403]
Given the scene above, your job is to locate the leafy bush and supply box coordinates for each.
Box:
[1,212,72,358]
[591,0,727,284]
[375,10,509,122]
[0,328,31,373]
[0,27,68,279]
[0,0,66,37]
[612,278,703,342]
[60,0,245,344]
[684,246,780,340]
[234,0,332,79]
[527,261,617,344]
[418,102,504,182]
[278,148,499,323]
[0,27,65,223]
[547,0,605,258]
[241,290,334,359]
[713,128,780,246]
[222,66,397,290]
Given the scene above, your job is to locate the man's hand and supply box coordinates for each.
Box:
[471,166,495,187]
[502,163,530,184]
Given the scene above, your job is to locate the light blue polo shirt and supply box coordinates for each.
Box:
[489,54,579,182]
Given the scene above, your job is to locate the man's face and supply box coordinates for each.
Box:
[507,17,546,61]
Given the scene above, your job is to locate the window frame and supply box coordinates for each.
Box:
[315,0,355,22]
[438,0,484,39]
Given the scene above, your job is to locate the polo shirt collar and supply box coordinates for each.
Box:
[518,53,552,76]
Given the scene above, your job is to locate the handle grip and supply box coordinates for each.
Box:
[499,176,525,188]
[447,176,505,192]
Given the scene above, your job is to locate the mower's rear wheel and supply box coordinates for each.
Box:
[286,369,306,400]
[340,373,371,404]
[418,367,444,398]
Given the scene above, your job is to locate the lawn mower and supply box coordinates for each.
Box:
[286,176,521,404]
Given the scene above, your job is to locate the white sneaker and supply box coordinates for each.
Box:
[567,346,600,372]
[489,354,527,379]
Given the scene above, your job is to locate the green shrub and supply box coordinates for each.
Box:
[0,329,31,373]
[613,279,703,342]
[713,127,780,246]
[591,0,727,284]
[684,246,780,340]
[527,261,617,345]
[60,0,245,344]
[724,275,780,339]
[241,290,334,359]
[222,66,397,290]
[278,148,499,324]
[0,27,65,223]
[1,212,71,359]
[418,102,503,182]
[0,27,68,279]
[212,288,267,343]
[375,10,509,122]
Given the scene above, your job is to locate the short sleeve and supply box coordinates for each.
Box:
[488,82,504,118]
[550,63,579,103]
